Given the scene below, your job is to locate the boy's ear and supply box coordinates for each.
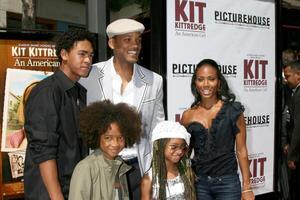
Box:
[60,49,68,61]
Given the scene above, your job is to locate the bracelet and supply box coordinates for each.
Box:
[242,189,252,193]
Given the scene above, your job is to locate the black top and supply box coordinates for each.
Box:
[24,70,88,200]
[186,102,244,177]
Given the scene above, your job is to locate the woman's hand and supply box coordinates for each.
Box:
[241,189,255,200]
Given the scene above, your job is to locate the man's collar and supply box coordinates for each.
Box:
[110,56,137,82]
[55,69,75,91]
[293,82,300,93]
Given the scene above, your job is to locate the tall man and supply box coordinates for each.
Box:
[80,18,165,199]
[284,60,300,200]
[24,29,95,200]
[280,49,296,199]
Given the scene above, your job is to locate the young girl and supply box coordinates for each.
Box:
[69,100,142,200]
[141,121,195,200]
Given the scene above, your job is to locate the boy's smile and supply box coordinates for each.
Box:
[100,122,125,160]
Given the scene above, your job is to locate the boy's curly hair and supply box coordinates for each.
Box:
[55,28,96,62]
[79,100,142,149]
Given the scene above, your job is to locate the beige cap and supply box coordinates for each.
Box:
[106,18,145,38]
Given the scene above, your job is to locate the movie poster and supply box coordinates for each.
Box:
[0,39,58,153]
[0,38,58,180]
[1,69,52,152]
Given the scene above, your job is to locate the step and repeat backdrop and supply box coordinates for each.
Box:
[167,0,275,195]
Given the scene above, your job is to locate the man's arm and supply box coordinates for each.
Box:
[40,160,64,200]
[288,92,300,168]
[141,75,165,174]
[25,85,62,197]
[149,75,165,139]
[282,105,289,155]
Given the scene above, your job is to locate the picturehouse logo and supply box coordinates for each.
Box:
[172,62,238,77]
[174,0,206,37]
[214,10,271,29]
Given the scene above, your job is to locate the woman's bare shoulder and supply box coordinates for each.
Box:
[181,107,197,126]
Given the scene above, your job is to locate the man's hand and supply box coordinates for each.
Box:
[283,144,289,155]
[288,160,296,170]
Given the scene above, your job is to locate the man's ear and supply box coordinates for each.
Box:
[108,38,115,50]
[296,70,300,79]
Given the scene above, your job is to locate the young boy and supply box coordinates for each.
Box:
[69,100,142,200]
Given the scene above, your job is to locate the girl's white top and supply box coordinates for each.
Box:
[149,169,185,200]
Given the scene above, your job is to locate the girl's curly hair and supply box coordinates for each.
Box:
[79,100,142,149]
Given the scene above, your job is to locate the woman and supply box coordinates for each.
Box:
[181,59,255,200]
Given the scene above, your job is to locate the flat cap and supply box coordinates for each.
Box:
[106,18,145,38]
